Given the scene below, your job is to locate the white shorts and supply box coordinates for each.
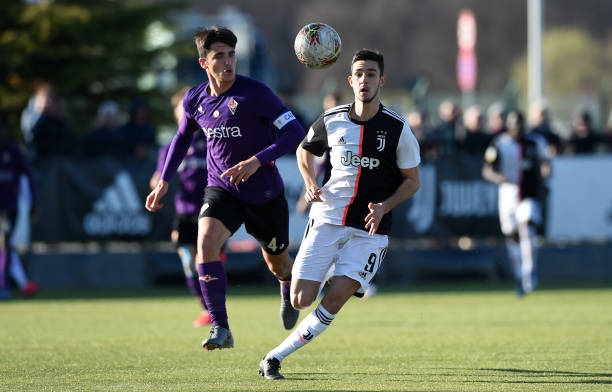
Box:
[498,183,542,235]
[292,220,389,292]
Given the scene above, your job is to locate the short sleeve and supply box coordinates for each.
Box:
[396,124,421,169]
[300,114,328,157]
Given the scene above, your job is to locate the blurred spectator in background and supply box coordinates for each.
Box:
[20,82,53,146]
[406,108,434,161]
[486,102,507,136]
[322,90,343,111]
[279,88,308,131]
[81,100,123,159]
[0,113,38,299]
[425,99,461,159]
[528,99,562,157]
[565,109,601,155]
[460,104,491,157]
[117,98,157,161]
[482,110,549,297]
[29,87,78,161]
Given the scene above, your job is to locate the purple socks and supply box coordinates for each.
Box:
[197,261,229,328]
[277,275,291,300]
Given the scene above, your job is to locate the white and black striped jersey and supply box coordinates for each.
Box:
[301,103,421,235]
[484,132,547,200]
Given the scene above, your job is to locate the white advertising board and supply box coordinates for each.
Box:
[547,156,612,241]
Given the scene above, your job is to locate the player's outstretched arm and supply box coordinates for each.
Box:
[145,180,169,212]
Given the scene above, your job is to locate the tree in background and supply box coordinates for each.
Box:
[0,0,186,138]
[511,27,610,122]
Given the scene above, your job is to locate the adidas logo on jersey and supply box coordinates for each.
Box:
[83,170,151,236]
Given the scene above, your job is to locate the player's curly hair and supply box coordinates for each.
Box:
[351,49,384,76]
[193,26,237,58]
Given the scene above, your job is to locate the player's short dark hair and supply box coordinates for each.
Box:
[351,49,384,76]
[193,26,237,58]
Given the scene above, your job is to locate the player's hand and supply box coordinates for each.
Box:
[364,202,385,236]
[145,180,168,212]
[221,156,261,185]
[303,184,323,204]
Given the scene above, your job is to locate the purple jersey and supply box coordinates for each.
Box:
[0,143,36,212]
[156,131,207,215]
[161,75,305,204]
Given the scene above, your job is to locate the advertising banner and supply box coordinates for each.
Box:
[31,155,612,245]
[31,158,173,242]
[546,156,612,241]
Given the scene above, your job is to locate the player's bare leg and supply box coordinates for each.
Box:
[260,276,359,380]
[319,276,360,314]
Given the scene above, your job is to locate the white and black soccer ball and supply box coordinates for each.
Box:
[294,23,342,69]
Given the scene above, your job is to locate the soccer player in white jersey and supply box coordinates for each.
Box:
[258,49,421,380]
[482,110,549,297]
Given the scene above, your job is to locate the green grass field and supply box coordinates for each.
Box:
[1,283,610,391]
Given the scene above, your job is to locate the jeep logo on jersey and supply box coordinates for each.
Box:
[340,150,380,169]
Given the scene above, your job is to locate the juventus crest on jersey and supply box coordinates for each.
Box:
[301,103,420,235]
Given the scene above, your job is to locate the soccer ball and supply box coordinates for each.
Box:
[294,23,342,69]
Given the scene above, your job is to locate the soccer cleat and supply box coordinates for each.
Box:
[258,356,284,380]
[22,281,40,297]
[280,297,299,330]
[192,311,212,328]
[202,326,234,350]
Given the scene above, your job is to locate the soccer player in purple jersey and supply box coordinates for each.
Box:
[145,26,305,350]
[0,113,37,300]
[150,88,214,327]
[258,49,421,379]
